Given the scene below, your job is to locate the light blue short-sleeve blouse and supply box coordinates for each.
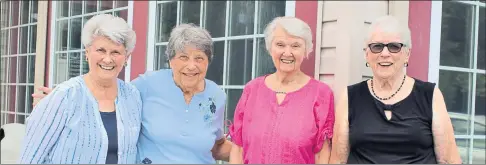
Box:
[132,69,226,164]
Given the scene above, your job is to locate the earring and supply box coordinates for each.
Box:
[85,57,88,61]
[365,62,370,67]
[124,62,128,67]
[404,62,409,67]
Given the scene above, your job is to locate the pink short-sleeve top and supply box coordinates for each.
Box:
[228,75,335,164]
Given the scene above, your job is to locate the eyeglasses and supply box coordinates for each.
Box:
[367,42,405,53]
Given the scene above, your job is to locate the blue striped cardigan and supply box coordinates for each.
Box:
[18,76,142,164]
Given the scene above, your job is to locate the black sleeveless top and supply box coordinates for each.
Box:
[347,79,438,164]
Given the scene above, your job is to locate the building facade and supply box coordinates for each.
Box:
[0,0,484,163]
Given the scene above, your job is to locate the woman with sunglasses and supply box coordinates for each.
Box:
[329,15,461,164]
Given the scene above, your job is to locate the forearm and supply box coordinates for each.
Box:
[315,140,331,164]
[212,139,232,161]
[229,144,243,164]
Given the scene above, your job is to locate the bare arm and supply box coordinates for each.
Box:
[229,143,243,164]
[211,138,232,161]
[315,139,332,164]
[431,87,462,164]
[329,89,349,164]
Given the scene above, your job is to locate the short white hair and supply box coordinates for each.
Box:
[81,14,136,53]
[264,16,314,56]
[365,15,412,50]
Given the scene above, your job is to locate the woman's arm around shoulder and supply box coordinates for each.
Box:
[18,85,75,164]
[431,87,462,164]
[329,88,350,164]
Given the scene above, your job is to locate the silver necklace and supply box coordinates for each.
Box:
[274,74,299,94]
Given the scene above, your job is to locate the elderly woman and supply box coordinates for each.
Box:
[329,15,461,164]
[32,24,231,164]
[228,17,335,164]
[18,14,141,164]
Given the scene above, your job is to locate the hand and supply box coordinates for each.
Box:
[32,86,53,107]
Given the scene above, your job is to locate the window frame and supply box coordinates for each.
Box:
[48,1,134,88]
[0,0,38,125]
[428,1,486,163]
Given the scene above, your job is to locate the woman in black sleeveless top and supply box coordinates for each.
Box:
[329,16,462,164]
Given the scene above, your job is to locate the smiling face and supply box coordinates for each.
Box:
[269,25,307,73]
[85,36,128,81]
[365,27,410,79]
[169,46,209,91]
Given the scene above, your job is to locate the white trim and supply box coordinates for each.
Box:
[251,1,259,79]
[314,0,323,79]
[125,0,134,81]
[222,0,230,88]
[48,1,57,88]
[453,0,486,7]
[439,66,486,74]
[212,34,264,42]
[145,0,157,71]
[0,22,37,31]
[455,135,486,139]
[285,1,295,17]
[56,7,129,21]
[428,1,442,83]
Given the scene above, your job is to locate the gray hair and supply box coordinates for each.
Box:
[365,15,412,50]
[264,17,314,56]
[166,24,213,63]
[81,14,136,53]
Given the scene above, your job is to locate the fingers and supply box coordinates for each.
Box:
[37,86,53,94]
[31,93,47,99]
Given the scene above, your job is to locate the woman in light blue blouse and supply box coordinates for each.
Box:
[18,14,141,164]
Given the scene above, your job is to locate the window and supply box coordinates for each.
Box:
[146,0,291,129]
[0,1,38,125]
[49,1,130,87]
[430,1,485,163]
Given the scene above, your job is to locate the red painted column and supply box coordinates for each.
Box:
[295,1,318,77]
[130,1,149,80]
[407,1,432,81]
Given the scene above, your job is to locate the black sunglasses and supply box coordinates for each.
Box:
[367,42,406,53]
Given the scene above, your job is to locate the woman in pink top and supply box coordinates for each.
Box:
[228,16,335,164]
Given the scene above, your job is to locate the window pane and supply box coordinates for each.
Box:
[155,2,177,43]
[180,1,200,25]
[6,113,14,124]
[456,138,470,163]
[1,86,6,111]
[475,74,485,135]
[206,41,224,85]
[439,70,472,135]
[19,26,28,54]
[80,52,89,74]
[16,86,25,113]
[8,57,16,83]
[69,18,82,50]
[114,10,128,21]
[16,115,25,124]
[68,52,81,78]
[11,1,19,26]
[255,37,275,77]
[58,1,69,18]
[0,1,10,27]
[83,15,94,29]
[0,58,6,83]
[1,30,8,55]
[85,1,97,14]
[154,45,168,70]
[473,139,486,164]
[55,53,68,84]
[27,55,35,83]
[204,1,226,38]
[56,20,68,51]
[18,55,27,83]
[227,39,253,85]
[10,28,18,55]
[20,1,29,25]
[440,2,474,68]
[70,1,82,16]
[478,7,485,70]
[8,86,15,113]
[257,1,286,34]
[229,1,255,36]
[115,1,128,8]
[26,85,33,113]
[100,1,113,11]
[225,89,243,122]
[30,1,38,23]
[29,25,37,53]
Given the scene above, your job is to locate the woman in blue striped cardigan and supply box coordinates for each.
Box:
[17,14,141,164]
